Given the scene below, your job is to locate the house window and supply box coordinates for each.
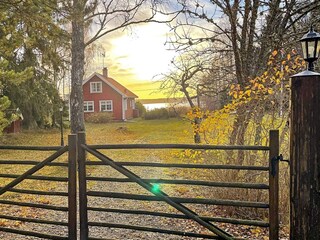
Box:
[90,82,102,93]
[100,100,113,112]
[132,100,135,109]
[84,101,94,112]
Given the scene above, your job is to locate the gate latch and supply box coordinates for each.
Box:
[271,154,283,176]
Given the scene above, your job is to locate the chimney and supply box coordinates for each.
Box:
[102,67,108,77]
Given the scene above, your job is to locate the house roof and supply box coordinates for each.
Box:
[83,73,138,98]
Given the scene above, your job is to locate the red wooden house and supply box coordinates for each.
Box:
[83,68,138,121]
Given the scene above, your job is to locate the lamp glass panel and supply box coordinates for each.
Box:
[316,40,320,58]
[302,41,307,59]
[307,40,315,58]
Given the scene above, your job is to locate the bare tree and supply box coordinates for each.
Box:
[168,0,320,147]
[57,0,180,133]
[160,50,214,143]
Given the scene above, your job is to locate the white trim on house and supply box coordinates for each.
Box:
[84,101,94,112]
[90,81,102,93]
[99,100,113,112]
[83,73,126,97]
[122,97,126,121]
[124,98,128,111]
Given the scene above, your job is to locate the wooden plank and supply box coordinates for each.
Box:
[0,214,68,226]
[68,134,77,240]
[0,186,68,196]
[269,130,279,240]
[0,145,62,151]
[87,191,269,208]
[86,177,269,189]
[87,143,269,151]
[0,174,68,182]
[0,227,68,239]
[0,160,68,166]
[77,132,88,240]
[87,207,269,227]
[87,221,219,239]
[86,161,269,171]
[0,199,68,211]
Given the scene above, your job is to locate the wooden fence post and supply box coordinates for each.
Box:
[68,134,77,240]
[290,73,320,240]
[269,130,279,240]
[78,132,88,239]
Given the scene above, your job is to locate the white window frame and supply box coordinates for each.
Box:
[90,81,102,93]
[84,101,94,112]
[100,100,113,112]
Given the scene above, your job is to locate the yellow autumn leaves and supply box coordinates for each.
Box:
[185,49,305,148]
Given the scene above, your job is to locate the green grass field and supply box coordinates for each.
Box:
[1,118,193,147]
[0,118,194,187]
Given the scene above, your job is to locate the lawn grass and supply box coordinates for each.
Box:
[0,118,192,146]
[0,118,193,184]
[85,118,193,144]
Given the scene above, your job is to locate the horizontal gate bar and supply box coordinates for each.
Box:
[0,186,68,196]
[88,221,219,239]
[87,191,269,208]
[87,144,270,151]
[0,160,68,167]
[87,207,269,227]
[0,226,68,240]
[86,177,269,189]
[0,174,68,182]
[86,161,269,171]
[0,199,68,211]
[0,145,62,151]
[0,214,68,226]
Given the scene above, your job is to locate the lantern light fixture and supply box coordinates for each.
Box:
[299,26,320,71]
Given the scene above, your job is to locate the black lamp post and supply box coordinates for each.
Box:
[299,26,320,71]
[59,107,64,146]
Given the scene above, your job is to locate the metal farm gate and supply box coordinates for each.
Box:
[0,130,281,239]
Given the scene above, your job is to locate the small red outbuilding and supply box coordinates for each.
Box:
[83,68,138,121]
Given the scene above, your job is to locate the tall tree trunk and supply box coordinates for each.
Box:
[70,0,85,133]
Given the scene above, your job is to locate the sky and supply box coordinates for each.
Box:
[83,1,225,100]
[86,22,177,100]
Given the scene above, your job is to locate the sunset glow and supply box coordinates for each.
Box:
[89,23,176,99]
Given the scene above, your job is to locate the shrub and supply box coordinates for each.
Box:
[85,112,113,123]
[168,106,191,118]
[135,101,146,117]
[144,108,169,120]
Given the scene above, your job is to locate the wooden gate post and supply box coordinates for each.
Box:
[290,72,320,240]
[269,130,279,240]
[68,134,77,240]
[78,132,89,239]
